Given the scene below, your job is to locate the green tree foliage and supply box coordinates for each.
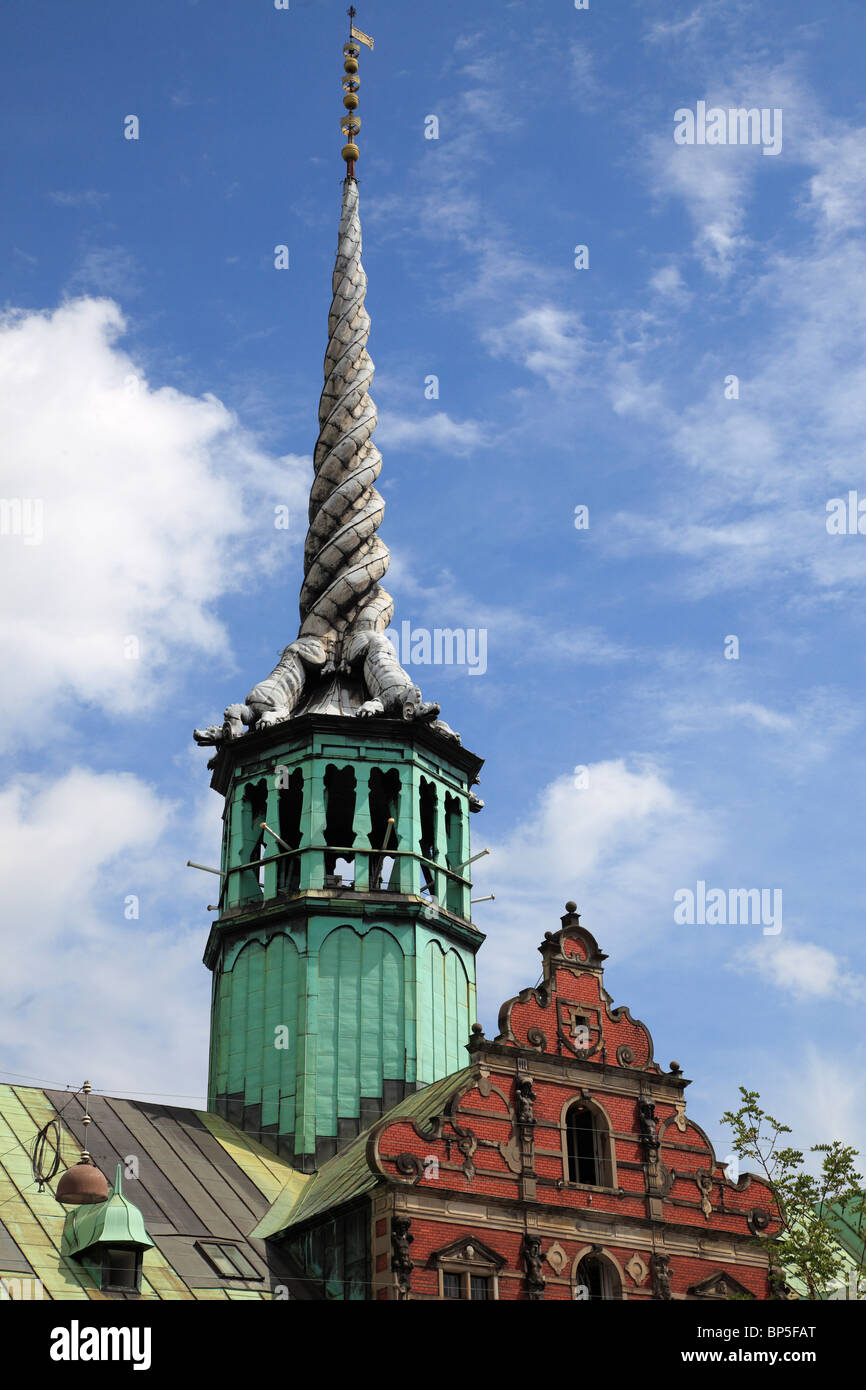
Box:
[721,1087,866,1300]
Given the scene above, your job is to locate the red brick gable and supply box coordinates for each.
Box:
[364,905,781,1300]
[495,919,657,1071]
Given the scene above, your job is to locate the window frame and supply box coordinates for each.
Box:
[572,1248,625,1302]
[561,1094,617,1191]
[195,1240,262,1281]
[99,1247,143,1294]
[438,1264,497,1300]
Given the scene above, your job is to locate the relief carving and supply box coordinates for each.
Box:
[625,1253,649,1286]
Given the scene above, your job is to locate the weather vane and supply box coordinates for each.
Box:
[341,7,373,178]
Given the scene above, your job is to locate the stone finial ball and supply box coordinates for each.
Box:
[342,143,360,163]
[565,900,577,914]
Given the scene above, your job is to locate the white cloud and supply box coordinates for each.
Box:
[805,128,866,233]
[773,1049,866,1159]
[644,1,732,46]
[67,247,144,299]
[387,560,630,671]
[0,298,309,749]
[606,99,866,598]
[483,305,588,387]
[648,681,861,771]
[718,701,796,732]
[569,41,605,112]
[0,769,213,1104]
[646,63,810,276]
[734,939,866,1003]
[648,264,690,303]
[376,410,483,453]
[47,190,109,208]
[471,760,717,1013]
[649,134,755,276]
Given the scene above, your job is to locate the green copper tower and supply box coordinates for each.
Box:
[195,27,485,1172]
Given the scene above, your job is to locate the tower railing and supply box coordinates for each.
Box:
[220,843,472,918]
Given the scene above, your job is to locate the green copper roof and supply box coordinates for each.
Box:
[65,1164,154,1258]
[783,1193,866,1300]
[0,1084,299,1300]
[253,1066,474,1239]
[825,1192,866,1258]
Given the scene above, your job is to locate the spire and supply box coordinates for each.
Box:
[299,175,391,647]
[340,7,373,180]
[194,19,460,750]
[299,14,389,650]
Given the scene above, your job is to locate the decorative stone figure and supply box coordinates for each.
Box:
[522,1234,545,1301]
[638,1098,658,1142]
[515,1076,538,1126]
[651,1252,673,1300]
[391,1215,414,1300]
[638,1097,660,1167]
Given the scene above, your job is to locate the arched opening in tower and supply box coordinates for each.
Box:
[277,767,304,894]
[239,779,268,902]
[419,777,437,896]
[323,764,357,885]
[368,767,400,891]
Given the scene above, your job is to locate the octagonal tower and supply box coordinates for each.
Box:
[195,32,486,1172]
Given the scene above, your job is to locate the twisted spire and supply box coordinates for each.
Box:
[193,20,463,749]
[298,175,392,654]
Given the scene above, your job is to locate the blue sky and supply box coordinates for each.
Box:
[2,0,865,1170]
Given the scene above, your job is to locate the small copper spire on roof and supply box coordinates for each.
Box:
[55,1080,110,1205]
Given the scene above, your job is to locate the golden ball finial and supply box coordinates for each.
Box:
[342,142,360,163]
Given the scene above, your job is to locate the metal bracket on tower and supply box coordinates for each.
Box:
[454,848,489,875]
[259,821,293,852]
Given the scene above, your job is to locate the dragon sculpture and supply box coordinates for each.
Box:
[194,177,458,752]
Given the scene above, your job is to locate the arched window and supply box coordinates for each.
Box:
[323,764,356,882]
[575,1252,620,1302]
[565,1100,612,1187]
[238,779,267,902]
[368,767,400,889]
[277,767,303,893]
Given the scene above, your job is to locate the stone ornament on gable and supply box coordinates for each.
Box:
[625,1253,649,1286]
[697,1171,714,1219]
[545,1242,568,1276]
